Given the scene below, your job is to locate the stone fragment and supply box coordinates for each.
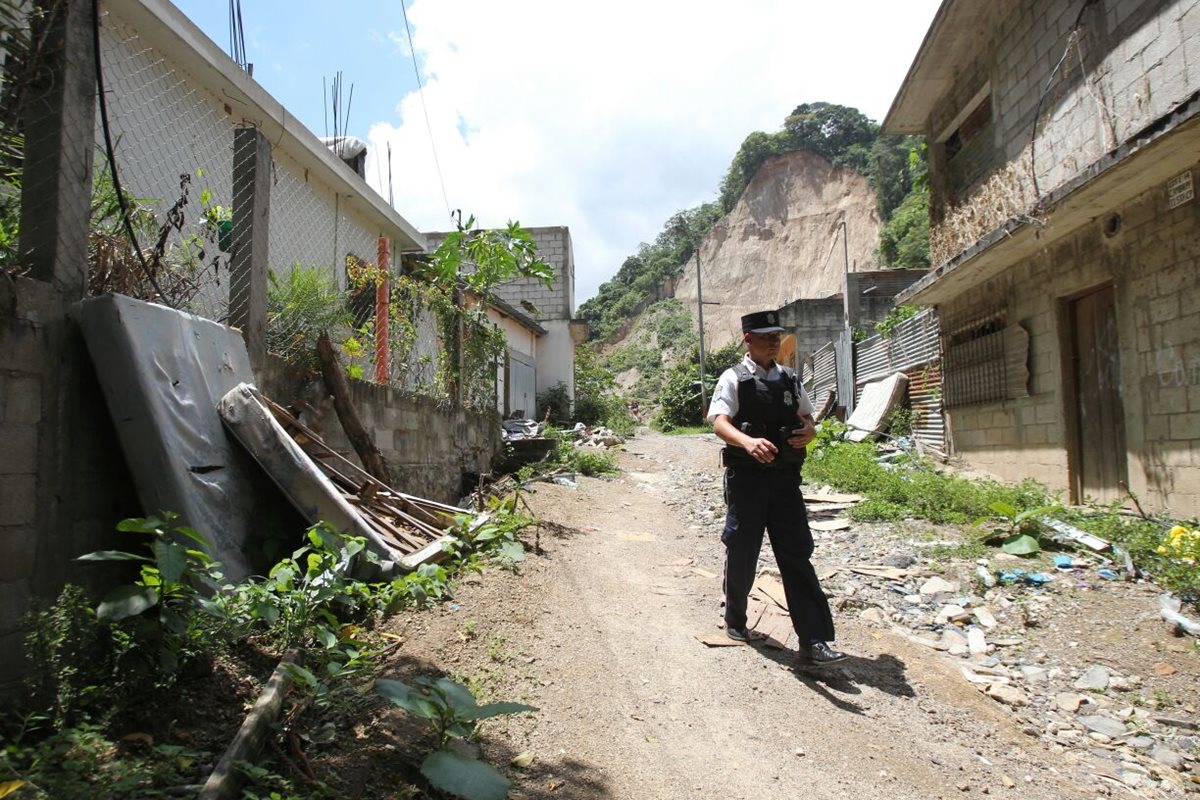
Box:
[859,607,887,624]
[967,627,988,655]
[1149,746,1184,771]
[973,606,998,628]
[920,576,960,596]
[1079,714,1126,738]
[1019,666,1049,684]
[936,604,970,623]
[1125,735,1154,751]
[986,683,1029,707]
[1074,666,1110,691]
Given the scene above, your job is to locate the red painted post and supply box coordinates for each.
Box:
[374,236,390,384]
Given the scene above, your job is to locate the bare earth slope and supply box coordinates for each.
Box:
[673,150,883,348]
[380,431,1197,799]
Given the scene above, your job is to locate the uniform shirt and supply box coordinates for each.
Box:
[706,354,816,424]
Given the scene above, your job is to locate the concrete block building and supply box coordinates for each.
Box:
[885,0,1200,514]
[429,226,587,415]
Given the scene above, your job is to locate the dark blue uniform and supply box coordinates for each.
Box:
[721,364,835,644]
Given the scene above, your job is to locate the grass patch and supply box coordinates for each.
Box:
[806,423,1199,604]
[663,425,710,436]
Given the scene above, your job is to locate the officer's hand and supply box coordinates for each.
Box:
[787,420,816,448]
[743,437,778,463]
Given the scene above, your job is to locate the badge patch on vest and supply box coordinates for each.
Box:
[784,391,793,407]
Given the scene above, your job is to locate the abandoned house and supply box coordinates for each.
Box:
[884,0,1200,515]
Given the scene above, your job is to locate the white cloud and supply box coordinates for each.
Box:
[365,0,941,306]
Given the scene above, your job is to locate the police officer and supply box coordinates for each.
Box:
[706,310,846,666]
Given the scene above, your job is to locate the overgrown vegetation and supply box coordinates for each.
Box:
[653,341,742,431]
[2,502,539,799]
[806,424,1200,603]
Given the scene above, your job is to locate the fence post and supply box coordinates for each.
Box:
[19,0,97,293]
[231,127,271,373]
[835,328,855,417]
[374,236,390,384]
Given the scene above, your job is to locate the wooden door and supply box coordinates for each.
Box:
[1068,285,1128,502]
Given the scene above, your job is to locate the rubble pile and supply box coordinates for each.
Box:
[569,422,625,449]
[824,550,1199,795]
[651,444,1198,797]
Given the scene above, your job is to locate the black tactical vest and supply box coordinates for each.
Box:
[722,362,806,470]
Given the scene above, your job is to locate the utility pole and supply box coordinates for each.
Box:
[696,248,708,418]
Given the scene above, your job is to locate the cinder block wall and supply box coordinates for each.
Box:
[425,226,575,322]
[941,171,1200,515]
[261,356,500,503]
[0,278,136,687]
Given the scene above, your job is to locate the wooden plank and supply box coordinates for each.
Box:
[848,565,909,580]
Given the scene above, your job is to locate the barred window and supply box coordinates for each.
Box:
[942,311,1029,408]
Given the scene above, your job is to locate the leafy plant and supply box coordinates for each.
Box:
[975,501,1061,555]
[375,676,535,800]
[76,513,224,675]
[874,305,919,339]
[22,586,114,726]
[266,263,352,371]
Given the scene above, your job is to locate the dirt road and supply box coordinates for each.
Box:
[389,430,1196,799]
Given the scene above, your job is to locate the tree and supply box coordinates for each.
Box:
[782,102,878,166]
[869,135,926,221]
[879,186,930,269]
[718,130,790,212]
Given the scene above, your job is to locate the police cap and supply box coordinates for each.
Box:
[740,310,785,334]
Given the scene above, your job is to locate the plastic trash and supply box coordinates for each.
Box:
[1096,568,1118,580]
[1053,554,1074,569]
[1160,594,1200,636]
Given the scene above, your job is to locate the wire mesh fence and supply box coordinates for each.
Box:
[6,1,504,410]
[92,6,238,319]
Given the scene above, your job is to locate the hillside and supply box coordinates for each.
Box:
[673,149,882,349]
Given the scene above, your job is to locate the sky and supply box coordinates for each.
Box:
[172,1,942,306]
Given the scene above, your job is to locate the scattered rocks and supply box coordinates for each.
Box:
[986,683,1029,707]
[1074,666,1110,691]
[1079,714,1127,738]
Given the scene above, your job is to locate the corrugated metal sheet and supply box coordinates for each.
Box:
[907,361,945,456]
[805,342,838,407]
[851,309,945,455]
[855,309,941,384]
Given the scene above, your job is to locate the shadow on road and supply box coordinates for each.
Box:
[753,647,916,715]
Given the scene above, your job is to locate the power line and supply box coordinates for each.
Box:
[399,0,451,219]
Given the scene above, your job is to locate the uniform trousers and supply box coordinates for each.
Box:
[721,465,835,643]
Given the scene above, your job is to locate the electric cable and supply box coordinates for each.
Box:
[399,0,451,219]
[1029,0,1098,199]
[92,0,170,305]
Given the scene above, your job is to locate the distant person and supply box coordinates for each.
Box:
[707,310,845,666]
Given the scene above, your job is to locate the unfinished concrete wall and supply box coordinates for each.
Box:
[0,279,138,686]
[940,164,1200,516]
[925,0,1200,258]
[261,356,500,504]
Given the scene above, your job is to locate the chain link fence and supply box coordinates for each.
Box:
[7,1,481,407]
[93,5,238,320]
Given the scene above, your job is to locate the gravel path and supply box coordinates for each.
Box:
[389,430,1198,799]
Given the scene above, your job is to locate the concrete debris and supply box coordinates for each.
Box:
[985,683,1029,707]
[570,422,627,449]
[661,472,1198,794]
[1075,666,1111,691]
